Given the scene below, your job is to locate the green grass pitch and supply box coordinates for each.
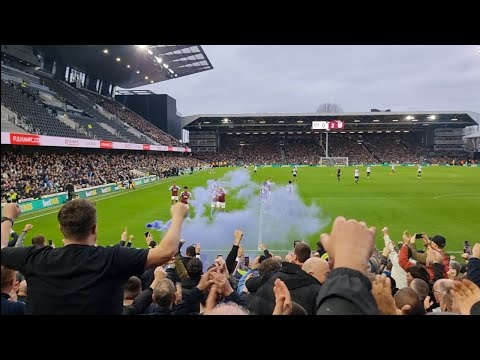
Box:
[13,166,480,255]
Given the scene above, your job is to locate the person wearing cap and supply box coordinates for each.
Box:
[409,234,450,278]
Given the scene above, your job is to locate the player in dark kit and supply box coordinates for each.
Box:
[337,168,341,182]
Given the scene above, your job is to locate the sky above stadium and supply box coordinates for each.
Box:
[140,45,480,115]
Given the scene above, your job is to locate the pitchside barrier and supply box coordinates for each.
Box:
[1,175,159,214]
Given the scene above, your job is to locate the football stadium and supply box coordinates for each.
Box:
[1,45,479,315]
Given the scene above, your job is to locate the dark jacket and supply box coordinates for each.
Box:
[122,287,154,315]
[247,262,321,315]
[148,307,173,315]
[316,268,378,315]
[1,293,26,315]
[467,257,480,287]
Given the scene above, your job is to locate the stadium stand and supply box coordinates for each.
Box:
[195,133,476,166]
[40,77,142,143]
[1,150,207,202]
[77,89,183,147]
[1,80,88,139]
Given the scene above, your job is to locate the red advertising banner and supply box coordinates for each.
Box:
[168,146,173,152]
[10,133,40,146]
[143,144,151,151]
[100,141,113,149]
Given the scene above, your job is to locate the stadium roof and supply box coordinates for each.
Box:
[182,111,479,133]
[33,45,213,88]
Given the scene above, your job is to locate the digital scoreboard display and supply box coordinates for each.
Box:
[311,120,344,130]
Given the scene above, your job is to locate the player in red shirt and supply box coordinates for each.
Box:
[169,182,180,205]
[216,187,226,212]
[180,186,192,220]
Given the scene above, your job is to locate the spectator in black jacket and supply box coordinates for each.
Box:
[0,201,187,315]
[248,243,321,315]
[1,265,25,315]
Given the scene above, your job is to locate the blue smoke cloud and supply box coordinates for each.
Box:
[148,169,328,257]
[146,219,172,232]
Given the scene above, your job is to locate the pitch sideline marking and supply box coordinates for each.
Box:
[432,192,480,199]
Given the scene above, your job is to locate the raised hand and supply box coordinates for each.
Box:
[214,257,229,278]
[121,227,127,241]
[233,229,244,246]
[171,202,188,220]
[472,243,480,259]
[273,279,292,315]
[195,243,201,254]
[154,266,167,280]
[320,217,376,275]
[259,243,267,251]
[451,279,480,315]
[197,268,215,291]
[372,275,398,315]
[210,271,234,297]
[23,224,33,232]
[423,295,434,311]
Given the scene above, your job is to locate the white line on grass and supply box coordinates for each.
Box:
[16,173,198,223]
[432,192,480,199]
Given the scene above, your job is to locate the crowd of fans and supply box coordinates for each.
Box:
[99,100,181,147]
[194,133,476,166]
[1,150,207,202]
[2,201,479,315]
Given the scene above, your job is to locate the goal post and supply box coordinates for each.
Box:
[319,157,349,166]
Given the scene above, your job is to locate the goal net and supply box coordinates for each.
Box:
[319,157,349,166]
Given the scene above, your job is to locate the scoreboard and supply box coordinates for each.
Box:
[311,120,344,130]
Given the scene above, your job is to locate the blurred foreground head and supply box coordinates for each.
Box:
[205,302,249,315]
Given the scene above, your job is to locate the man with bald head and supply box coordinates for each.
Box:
[431,279,455,312]
[394,287,425,315]
[409,278,429,302]
[302,257,330,284]
[205,302,249,315]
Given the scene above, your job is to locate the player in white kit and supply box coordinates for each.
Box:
[254,165,258,174]
[417,165,422,178]
[354,168,360,184]
[286,180,294,193]
[366,166,371,179]
[391,164,395,174]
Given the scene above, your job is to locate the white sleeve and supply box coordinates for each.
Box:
[383,235,396,253]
